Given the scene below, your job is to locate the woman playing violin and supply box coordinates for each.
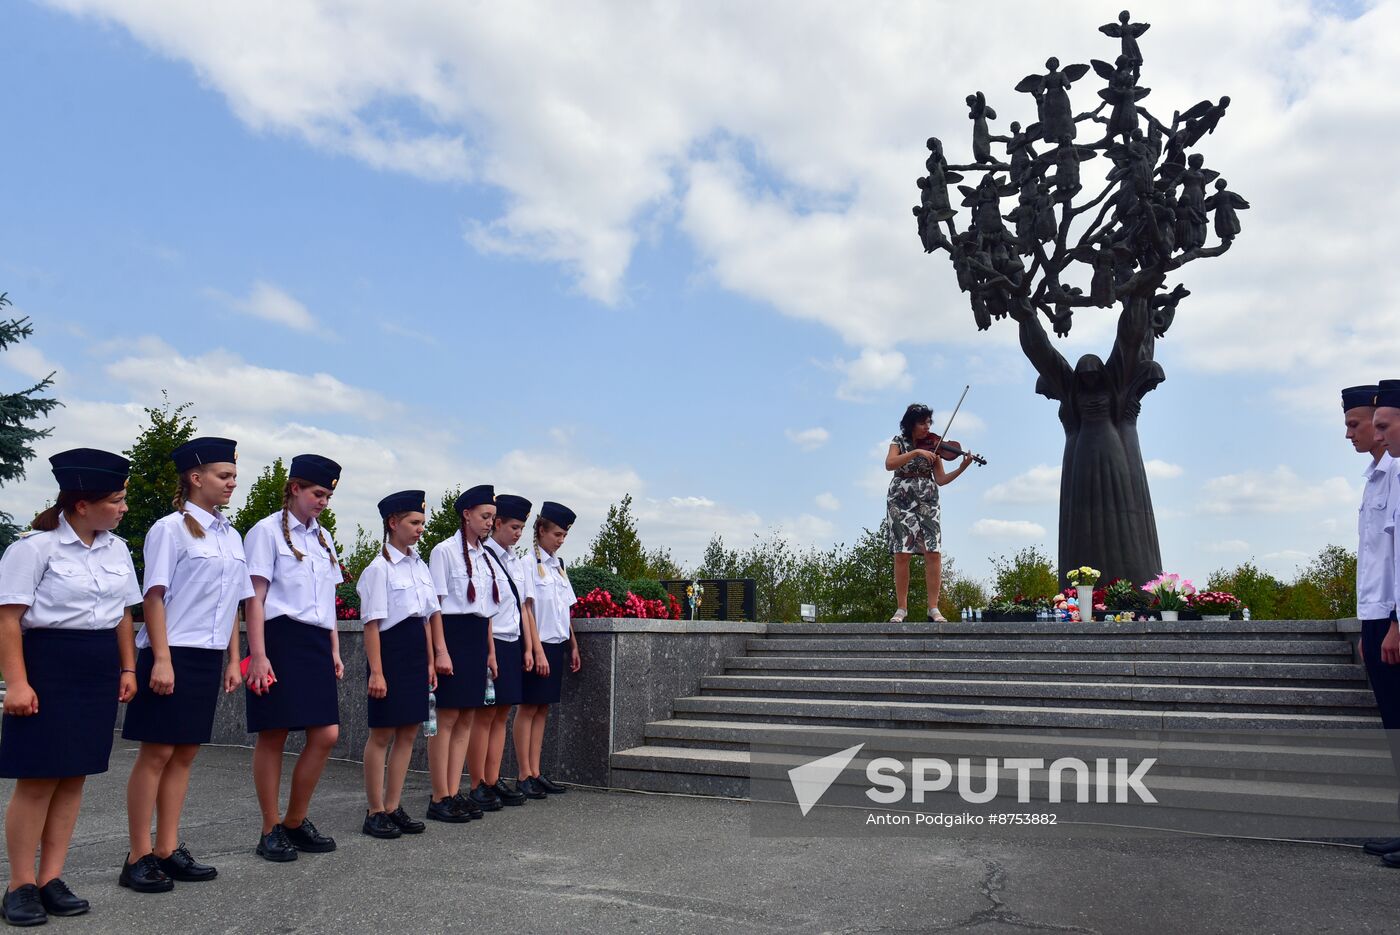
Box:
[885,403,974,623]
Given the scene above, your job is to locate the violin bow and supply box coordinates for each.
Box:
[935,384,971,452]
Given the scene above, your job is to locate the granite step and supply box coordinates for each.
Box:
[669,694,1383,731]
[745,638,1352,662]
[695,675,1377,715]
[722,656,1367,687]
[760,620,1346,639]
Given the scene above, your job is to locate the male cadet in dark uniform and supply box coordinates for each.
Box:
[1362,381,1400,866]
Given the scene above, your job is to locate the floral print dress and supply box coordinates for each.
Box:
[886,434,941,554]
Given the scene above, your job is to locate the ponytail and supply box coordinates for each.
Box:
[173,470,206,539]
[31,491,114,532]
[382,511,412,561]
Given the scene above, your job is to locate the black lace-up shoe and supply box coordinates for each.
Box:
[519,776,547,799]
[469,781,503,812]
[493,779,527,806]
[362,811,401,839]
[255,825,298,862]
[536,775,568,794]
[157,843,217,882]
[1363,836,1400,856]
[1,885,46,927]
[426,796,469,823]
[37,879,87,917]
[453,791,484,819]
[283,817,336,853]
[118,853,175,892]
[387,806,426,834]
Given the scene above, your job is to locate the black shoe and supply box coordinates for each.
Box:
[387,806,425,835]
[426,796,469,824]
[37,878,87,917]
[518,776,547,799]
[1362,836,1400,856]
[1,885,46,927]
[536,774,568,794]
[1384,851,1400,869]
[118,853,175,893]
[469,781,503,812]
[361,811,402,839]
[493,779,527,806]
[255,825,299,863]
[453,791,484,819]
[156,843,217,882]
[283,817,336,853]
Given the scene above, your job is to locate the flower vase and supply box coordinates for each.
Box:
[1078,586,1094,618]
[1159,609,1179,621]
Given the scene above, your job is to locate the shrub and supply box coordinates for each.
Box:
[567,565,629,604]
[628,579,669,603]
[990,546,1059,603]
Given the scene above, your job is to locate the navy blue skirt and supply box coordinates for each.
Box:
[122,646,224,745]
[0,628,118,778]
[435,614,490,709]
[492,637,524,706]
[368,617,429,728]
[246,616,339,733]
[520,641,569,706]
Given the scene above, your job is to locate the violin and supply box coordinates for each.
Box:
[915,433,988,466]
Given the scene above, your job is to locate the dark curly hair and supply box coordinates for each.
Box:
[899,403,933,441]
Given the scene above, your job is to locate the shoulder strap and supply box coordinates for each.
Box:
[483,547,524,629]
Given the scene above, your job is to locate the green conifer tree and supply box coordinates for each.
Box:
[0,296,62,547]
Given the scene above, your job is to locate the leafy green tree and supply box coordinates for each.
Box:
[0,297,61,547]
[123,395,196,575]
[1301,544,1357,618]
[341,525,381,580]
[1206,561,1286,619]
[990,545,1059,602]
[586,493,649,579]
[419,488,462,559]
[231,456,337,540]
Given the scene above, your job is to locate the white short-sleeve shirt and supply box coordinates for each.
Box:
[245,510,343,630]
[139,503,255,649]
[355,546,439,633]
[483,538,528,641]
[0,513,142,631]
[429,531,504,618]
[521,545,576,644]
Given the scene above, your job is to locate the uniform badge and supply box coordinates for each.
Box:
[331,477,339,489]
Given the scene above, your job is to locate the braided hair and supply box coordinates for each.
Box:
[533,517,567,580]
[281,478,335,563]
[382,511,413,561]
[459,508,499,603]
[173,469,207,539]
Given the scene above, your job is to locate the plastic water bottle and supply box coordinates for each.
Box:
[960,607,969,622]
[484,671,496,706]
[974,608,983,622]
[424,692,437,737]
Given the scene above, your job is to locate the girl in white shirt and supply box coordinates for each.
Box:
[476,494,536,805]
[515,501,581,799]
[122,437,251,892]
[242,454,345,862]
[355,491,438,840]
[426,484,501,821]
[0,449,139,927]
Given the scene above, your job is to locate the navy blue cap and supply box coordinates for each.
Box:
[1377,380,1400,409]
[288,453,342,490]
[1342,385,1379,411]
[540,501,576,530]
[171,436,238,472]
[495,494,532,522]
[454,484,495,514]
[49,448,130,493]
[378,489,426,518]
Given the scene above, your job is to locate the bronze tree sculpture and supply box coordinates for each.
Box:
[912,10,1247,587]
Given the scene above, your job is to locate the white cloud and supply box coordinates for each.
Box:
[2,344,64,383]
[103,341,391,417]
[1202,539,1250,554]
[971,518,1048,540]
[983,464,1060,504]
[786,427,831,451]
[1199,467,1356,515]
[815,491,841,512]
[1145,460,1184,480]
[223,281,319,332]
[834,349,911,401]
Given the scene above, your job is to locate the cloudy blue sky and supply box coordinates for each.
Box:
[0,0,1392,590]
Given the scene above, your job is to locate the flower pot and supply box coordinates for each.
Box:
[1201,614,1230,622]
[1159,609,1179,621]
[1077,586,1094,613]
